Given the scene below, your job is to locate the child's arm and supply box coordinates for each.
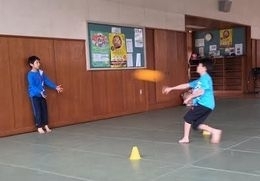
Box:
[43,73,56,89]
[43,73,63,93]
[183,88,204,104]
[162,83,190,95]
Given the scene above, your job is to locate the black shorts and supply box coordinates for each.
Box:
[183,104,212,129]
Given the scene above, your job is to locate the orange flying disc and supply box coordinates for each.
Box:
[133,69,165,82]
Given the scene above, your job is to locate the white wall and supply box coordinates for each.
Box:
[0,0,260,39]
[0,0,88,39]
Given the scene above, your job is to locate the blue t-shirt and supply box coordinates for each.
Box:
[189,73,215,110]
[27,69,57,97]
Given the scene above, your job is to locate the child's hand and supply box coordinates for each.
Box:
[56,85,63,93]
[183,98,191,105]
[183,93,194,106]
[162,86,171,94]
[41,91,47,98]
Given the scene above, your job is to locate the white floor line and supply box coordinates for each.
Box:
[224,136,257,150]
[0,162,93,181]
[192,165,260,177]
[151,164,192,181]
[228,148,260,154]
[190,136,257,165]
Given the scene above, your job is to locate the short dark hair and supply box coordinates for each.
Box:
[199,58,213,74]
[28,56,40,67]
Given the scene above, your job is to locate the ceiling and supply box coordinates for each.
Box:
[185,15,246,32]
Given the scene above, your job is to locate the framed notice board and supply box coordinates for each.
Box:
[87,22,146,70]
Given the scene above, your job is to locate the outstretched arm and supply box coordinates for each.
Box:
[162,83,190,95]
[43,73,63,93]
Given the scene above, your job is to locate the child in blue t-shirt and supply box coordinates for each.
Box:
[162,58,222,144]
[27,56,63,134]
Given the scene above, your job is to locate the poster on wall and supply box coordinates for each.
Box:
[109,33,127,68]
[235,43,243,55]
[90,31,110,68]
[220,29,232,47]
[134,28,144,48]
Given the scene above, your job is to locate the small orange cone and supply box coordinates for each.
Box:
[129,146,141,160]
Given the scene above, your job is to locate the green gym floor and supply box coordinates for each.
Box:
[0,97,260,181]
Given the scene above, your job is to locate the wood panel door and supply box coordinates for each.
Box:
[145,29,157,106]
[91,70,125,118]
[154,30,188,104]
[0,37,15,135]
[154,30,170,103]
[8,37,55,130]
[122,70,147,113]
[54,40,93,125]
[104,70,125,115]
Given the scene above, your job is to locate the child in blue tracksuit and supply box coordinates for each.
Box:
[162,58,222,144]
[27,56,63,134]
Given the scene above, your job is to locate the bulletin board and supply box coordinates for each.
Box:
[86,22,146,70]
[193,27,246,57]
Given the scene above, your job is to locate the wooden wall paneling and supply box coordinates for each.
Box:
[212,59,224,90]
[91,71,109,117]
[122,70,147,113]
[53,40,92,125]
[251,40,256,68]
[163,31,179,102]
[154,30,171,103]
[175,32,189,84]
[145,28,157,106]
[92,70,146,118]
[163,31,187,105]
[0,37,15,135]
[224,57,243,90]
[255,40,260,92]
[244,27,252,93]
[8,37,56,131]
[174,32,189,104]
[154,30,187,105]
[256,40,260,67]
[186,32,193,62]
[105,70,125,115]
[250,39,257,92]
[250,40,260,92]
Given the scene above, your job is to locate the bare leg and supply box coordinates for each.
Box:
[179,121,191,143]
[37,127,45,134]
[44,125,52,133]
[198,124,222,143]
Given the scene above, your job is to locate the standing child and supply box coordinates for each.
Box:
[27,56,63,134]
[162,58,222,143]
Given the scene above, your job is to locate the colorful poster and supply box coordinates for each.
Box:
[220,29,232,47]
[90,31,110,68]
[109,33,127,68]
